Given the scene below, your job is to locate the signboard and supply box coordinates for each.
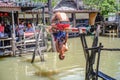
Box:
[108,13,116,21]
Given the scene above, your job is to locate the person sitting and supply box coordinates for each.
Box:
[25,23,34,32]
[4,23,11,37]
[4,23,11,46]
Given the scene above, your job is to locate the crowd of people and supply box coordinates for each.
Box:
[0,21,34,46]
[15,21,34,41]
[0,21,34,38]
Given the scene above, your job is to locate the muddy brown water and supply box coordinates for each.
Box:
[0,36,120,80]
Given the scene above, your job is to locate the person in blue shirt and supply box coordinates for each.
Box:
[25,23,34,32]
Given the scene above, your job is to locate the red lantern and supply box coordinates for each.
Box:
[0,12,9,17]
[0,14,1,16]
[4,13,8,16]
[0,13,3,16]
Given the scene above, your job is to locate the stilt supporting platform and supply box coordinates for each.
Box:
[97,71,116,80]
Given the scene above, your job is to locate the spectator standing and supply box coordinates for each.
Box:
[18,21,25,40]
[0,23,5,37]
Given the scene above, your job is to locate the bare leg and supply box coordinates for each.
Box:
[55,40,60,53]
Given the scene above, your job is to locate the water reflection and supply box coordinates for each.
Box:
[0,36,120,80]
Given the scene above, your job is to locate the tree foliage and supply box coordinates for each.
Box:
[33,0,48,3]
[83,0,117,16]
[33,0,57,7]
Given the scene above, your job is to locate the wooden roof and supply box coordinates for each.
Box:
[53,10,99,13]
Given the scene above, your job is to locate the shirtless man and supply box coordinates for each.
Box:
[50,11,70,60]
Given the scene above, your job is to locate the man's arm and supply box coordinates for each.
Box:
[45,26,52,34]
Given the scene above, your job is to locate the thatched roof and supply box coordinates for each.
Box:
[53,0,77,12]
[53,0,99,13]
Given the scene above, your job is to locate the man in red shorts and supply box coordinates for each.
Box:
[50,11,70,60]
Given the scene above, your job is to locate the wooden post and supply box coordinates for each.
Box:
[15,11,19,25]
[42,7,46,25]
[72,13,76,27]
[118,14,120,37]
[48,0,56,52]
[23,12,26,21]
[32,12,34,23]
[95,43,102,80]
[48,0,52,23]
[76,0,79,10]
[36,14,39,25]
[11,11,16,56]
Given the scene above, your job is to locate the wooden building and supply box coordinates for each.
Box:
[0,1,21,24]
[18,0,99,26]
[0,1,21,55]
[0,1,45,56]
[53,0,99,27]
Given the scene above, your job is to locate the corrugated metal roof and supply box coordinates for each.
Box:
[0,2,15,7]
[0,1,45,12]
[0,2,21,11]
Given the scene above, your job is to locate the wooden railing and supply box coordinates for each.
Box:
[0,37,13,55]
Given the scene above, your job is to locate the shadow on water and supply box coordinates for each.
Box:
[32,63,59,80]
[31,62,84,80]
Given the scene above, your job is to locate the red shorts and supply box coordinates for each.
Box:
[56,23,70,30]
